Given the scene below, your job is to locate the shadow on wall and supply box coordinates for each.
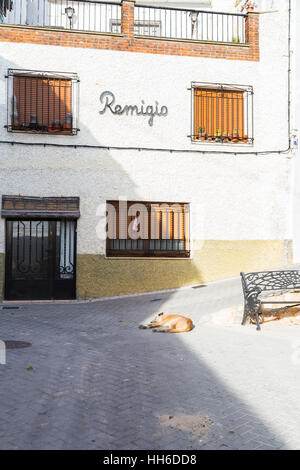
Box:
[0,55,204,300]
[0,54,290,300]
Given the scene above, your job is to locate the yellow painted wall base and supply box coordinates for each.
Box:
[76,240,293,299]
[0,240,293,300]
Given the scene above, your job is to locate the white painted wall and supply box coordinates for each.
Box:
[292,0,300,261]
[0,0,293,257]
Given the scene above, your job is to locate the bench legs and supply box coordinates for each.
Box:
[254,311,261,331]
[241,309,248,326]
[241,307,262,331]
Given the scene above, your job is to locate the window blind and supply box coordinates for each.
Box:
[12,75,72,134]
[193,87,249,143]
[107,201,190,258]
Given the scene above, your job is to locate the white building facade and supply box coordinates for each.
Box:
[0,0,295,300]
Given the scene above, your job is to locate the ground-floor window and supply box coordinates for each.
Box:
[106,201,190,258]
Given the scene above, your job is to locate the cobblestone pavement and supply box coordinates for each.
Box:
[1,278,300,450]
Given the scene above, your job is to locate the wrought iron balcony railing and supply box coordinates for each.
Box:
[0,0,122,34]
[134,4,247,43]
[0,0,248,44]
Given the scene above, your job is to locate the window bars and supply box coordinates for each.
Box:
[134,5,247,44]
[6,69,79,135]
[106,201,190,258]
[0,0,121,34]
[192,83,253,144]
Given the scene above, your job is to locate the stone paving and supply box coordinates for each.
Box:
[1,278,300,450]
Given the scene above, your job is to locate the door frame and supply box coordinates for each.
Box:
[4,217,77,301]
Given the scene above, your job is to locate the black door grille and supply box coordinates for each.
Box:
[5,219,76,300]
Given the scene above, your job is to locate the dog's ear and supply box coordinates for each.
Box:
[158,312,164,316]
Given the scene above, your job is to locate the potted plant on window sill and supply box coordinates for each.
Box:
[215,129,222,143]
[222,131,229,143]
[48,120,63,133]
[198,127,206,141]
[232,129,239,143]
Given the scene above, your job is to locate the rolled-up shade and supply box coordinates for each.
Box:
[1,196,80,219]
[194,88,246,140]
[13,75,72,133]
[107,201,189,257]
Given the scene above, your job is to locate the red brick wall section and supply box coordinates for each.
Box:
[121,0,135,37]
[0,1,259,61]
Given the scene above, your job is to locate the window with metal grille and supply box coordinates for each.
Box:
[6,69,79,135]
[106,201,190,258]
[192,83,253,144]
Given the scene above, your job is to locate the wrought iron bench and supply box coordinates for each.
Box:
[240,270,300,331]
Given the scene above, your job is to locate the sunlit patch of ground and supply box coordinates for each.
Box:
[198,291,300,327]
[158,414,213,438]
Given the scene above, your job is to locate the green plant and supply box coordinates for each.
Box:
[215,130,222,142]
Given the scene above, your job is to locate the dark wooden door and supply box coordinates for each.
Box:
[5,219,76,300]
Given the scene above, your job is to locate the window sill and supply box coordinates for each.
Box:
[105,256,191,260]
[191,139,254,147]
[7,129,77,136]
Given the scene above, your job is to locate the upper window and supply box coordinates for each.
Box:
[6,69,79,135]
[106,201,190,258]
[192,83,253,144]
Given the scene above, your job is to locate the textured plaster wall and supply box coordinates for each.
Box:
[292,0,300,262]
[76,240,292,298]
[0,149,293,255]
[0,1,294,298]
[0,8,288,152]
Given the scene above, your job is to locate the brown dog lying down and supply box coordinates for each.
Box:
[139,312,193,333]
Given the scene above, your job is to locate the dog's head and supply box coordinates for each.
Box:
[151,312,164,323]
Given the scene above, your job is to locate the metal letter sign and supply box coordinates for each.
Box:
[99,91,168,127]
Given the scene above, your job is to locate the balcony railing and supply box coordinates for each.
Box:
[0,0,248,44]
[0,0,122,34]
[134,4,247,44]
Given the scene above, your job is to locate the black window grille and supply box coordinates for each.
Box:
[192,83,253,144]
[6,69,79,135]
[106,201,190,258]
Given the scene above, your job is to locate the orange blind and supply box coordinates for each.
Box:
[13,76,72,131]
[150,204,186,241]
[194,88,245,138]
[107,201,188,246]
[108,202,149,240]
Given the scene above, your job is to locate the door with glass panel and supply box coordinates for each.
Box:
[5,219,76,300]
